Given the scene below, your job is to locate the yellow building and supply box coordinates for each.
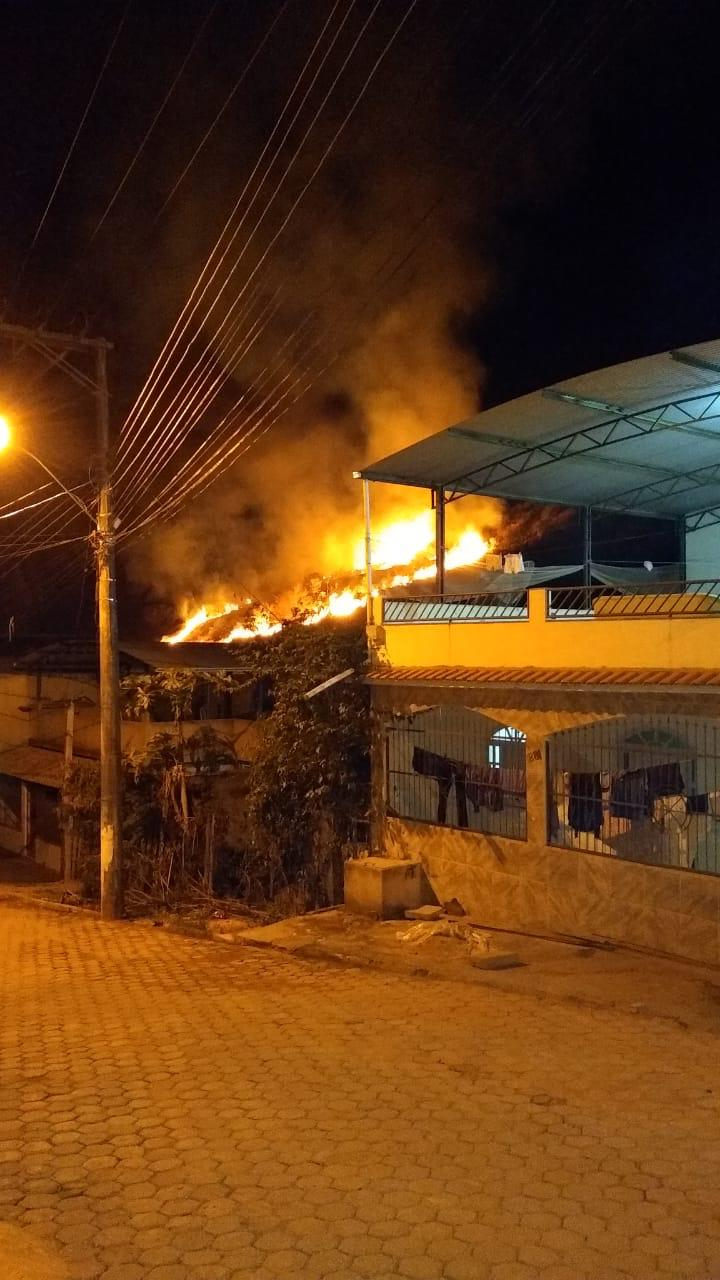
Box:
[358,340,720,965]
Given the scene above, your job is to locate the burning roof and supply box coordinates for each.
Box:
[162,508,501,644]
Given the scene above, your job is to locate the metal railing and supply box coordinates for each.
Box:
[546,579,720,620]
[382,589,529,625]
[386,707,527,840]
[548,714,720,876]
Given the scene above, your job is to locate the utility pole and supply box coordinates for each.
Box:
[0,321,122,917]
[94,344,122,919]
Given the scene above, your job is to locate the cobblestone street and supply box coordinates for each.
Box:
[1,904,720,1280]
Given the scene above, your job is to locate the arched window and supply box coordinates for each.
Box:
[385,707,526,840]
[547,715,720,875]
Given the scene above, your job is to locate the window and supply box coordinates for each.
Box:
[385,706,526,839]
[548,716,720,875]
[488,726,525,768]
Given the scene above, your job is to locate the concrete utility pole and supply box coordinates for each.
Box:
[0,321,122,917]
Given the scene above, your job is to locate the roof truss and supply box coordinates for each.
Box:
[445,389,720,504]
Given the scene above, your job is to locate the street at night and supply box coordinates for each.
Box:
[4,2,720,1276]
[1,903,720,1280]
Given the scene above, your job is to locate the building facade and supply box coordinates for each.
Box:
[360,340,720,966]
[0,640,262,875]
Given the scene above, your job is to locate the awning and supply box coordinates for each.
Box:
[360,340,720,521]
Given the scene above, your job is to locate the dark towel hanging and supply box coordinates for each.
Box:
[568,773,603,837]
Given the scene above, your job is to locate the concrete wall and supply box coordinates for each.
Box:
[0,673,99,754]
[685,522,720,582]
[383,816,720,965]
[373,687,720,966]
[1,674,263,764]
[383,588,720,671]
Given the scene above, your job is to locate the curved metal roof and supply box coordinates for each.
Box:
[360,339,720,520]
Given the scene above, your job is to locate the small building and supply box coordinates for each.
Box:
[0,639,262,875]
[359,339,720,965]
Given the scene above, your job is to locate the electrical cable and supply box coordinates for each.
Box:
[12,0,132,293]
[154,0,297,222]
[118,0,582,514]
[88,0,222,243]
[114,0,357,478]
[116,0,420,524]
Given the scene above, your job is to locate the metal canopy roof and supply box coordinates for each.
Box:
[360,340,720,521]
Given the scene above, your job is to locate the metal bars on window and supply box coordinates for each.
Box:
[548,715,720,876]
[385,705,527,840]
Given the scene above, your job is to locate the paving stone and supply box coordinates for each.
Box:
[1,903,718,1280]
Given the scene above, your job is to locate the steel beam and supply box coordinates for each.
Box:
[445,391,720,498]
[685,507,720,533]
[599,462,720,514]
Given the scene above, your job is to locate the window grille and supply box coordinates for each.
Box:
[548,716,720,875]
[385,706,526,839]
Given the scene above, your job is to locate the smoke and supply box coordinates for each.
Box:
[129,270,496,610]
[124,4,520,620]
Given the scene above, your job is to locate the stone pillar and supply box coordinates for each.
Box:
[524,733,547,847]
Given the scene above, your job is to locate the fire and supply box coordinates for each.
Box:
[352,511,434,572]
[224,611,282,642]
[162,512,494,644]
[163,602,238,644]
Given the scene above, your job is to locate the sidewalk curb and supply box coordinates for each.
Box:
[0,888,92,917]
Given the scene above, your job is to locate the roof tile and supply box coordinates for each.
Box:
[367,664,720,689]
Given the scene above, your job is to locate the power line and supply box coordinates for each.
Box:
[115,0,356,480]
[154,0,297,223]
[115,0,422,529]
[13,0,132,293]
[88,0,222,243]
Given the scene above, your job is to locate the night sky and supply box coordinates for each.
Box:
[1,0,717,632]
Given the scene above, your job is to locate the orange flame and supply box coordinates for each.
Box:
[162,602,238,644]
[162,513,494,643]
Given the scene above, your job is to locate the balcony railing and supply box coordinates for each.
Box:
[546,579,720,620]
[382,589,529,625]
[381,580,720,626]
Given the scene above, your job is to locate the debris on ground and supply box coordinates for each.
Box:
[396,917,523,969]
[405,904,444,921]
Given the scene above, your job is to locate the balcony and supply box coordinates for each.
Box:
[379,579,720,672]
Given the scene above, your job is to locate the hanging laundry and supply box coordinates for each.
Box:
[465,764,504,812]
[412,746,453,824]
[610,769,649,820]
[646,762,684,800]
[411,747,469,827]
[686,792,709,814]
[454,770,469,828]
[568,773,603,837]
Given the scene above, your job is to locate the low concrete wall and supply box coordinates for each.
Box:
[383,817,720,966]
[384,588,720,672]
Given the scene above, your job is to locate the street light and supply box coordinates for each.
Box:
[0,347,122,923]
[0,414,94,521]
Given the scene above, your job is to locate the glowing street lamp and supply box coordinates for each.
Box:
[0,412,94,520]
[0,323,121,922]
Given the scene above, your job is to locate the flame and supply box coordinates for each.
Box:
[445,529,489,571]
[223,611,282,642]
[162,602,238,644]
[352,511,433,572]
[163,513,494,643]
